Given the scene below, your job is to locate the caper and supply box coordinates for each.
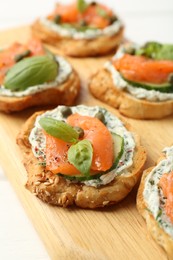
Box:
[61,107,72,118]
[168,73,173,85]
[54,15,61,24]
[73,126,84,138]
[14,50,31,62]
[109,15,118,24]
[79,20,87,26]
[90,1,97,6]
[124,46,136,55]
[95,111,105,123]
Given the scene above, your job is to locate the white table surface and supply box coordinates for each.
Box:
[0,1,173,259]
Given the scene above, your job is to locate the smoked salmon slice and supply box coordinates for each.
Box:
[46,134,81,175]
[0,38,45,85]
[113,54,173,84]
[50,2,113,29]
[159,171,173,223]
[45,114,114,175]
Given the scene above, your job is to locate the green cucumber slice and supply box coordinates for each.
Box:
[110,133,124,170]
[59,23,97,32]
[59,133,124,182]
[121,75,173,93]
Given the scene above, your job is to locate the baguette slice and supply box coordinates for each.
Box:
[16,107,146,209]
[0,70,80,113]
[89,69,173,119]
[31,20,124,57]
[137,153,173,259]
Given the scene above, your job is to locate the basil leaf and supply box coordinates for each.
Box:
[77,0,88,13]
[4,55,58,91]
[135,42,162,59]
[135,41,173,61]
[39,117,79,143]
[68,139,93,177]
[96,7,108,18]
[155,44,173,61]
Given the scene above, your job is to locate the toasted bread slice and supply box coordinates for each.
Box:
[137,154,173,259]
[16,108,146,209]
[31,20,124,57]
[89,69,173,119]
[0,70,80,113]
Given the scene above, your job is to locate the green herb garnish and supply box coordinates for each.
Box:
[38,161,46,166]
[77,0,88,13]
[68,139,93,177]
[39,117,79,143]
[4,55,58,91]
[135,42,173,61]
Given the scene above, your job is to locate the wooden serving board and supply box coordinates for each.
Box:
[0,26,172,260]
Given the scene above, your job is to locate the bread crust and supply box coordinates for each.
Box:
[31,20,124,57]
[137,156,173,259]
[89,69,173,119]
[16,109,146,209]
[0,70,80,113]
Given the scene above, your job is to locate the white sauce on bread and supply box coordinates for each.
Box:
[0,56,72,97]
[40,18,123,40]
[29,105,135,187]
[105,45,173,102]
[143,146,173,238]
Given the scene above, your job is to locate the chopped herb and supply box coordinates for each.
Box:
[149,179,155,185]
[38,161,46,166]
[145,207,152,213]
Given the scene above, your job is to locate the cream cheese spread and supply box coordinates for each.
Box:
[29,105,135,187]
[105,45,173,102]
[0,56,72,97]
[143,146,173,238]
[40,17,123,40]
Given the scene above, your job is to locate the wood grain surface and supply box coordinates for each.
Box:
[0,26,172,260]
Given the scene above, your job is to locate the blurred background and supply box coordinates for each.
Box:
[0,0,173,43]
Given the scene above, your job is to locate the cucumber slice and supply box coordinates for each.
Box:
[59,133,124,182]
[59,172,102,182]
[59,23,97,32]
[110,133,124,170]
[121,75,173,93]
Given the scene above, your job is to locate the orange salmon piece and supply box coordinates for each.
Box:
[114,54,173,84]
[27,38,45,56]
[52,3,79,23]
[0,43,26,84]
[159,171,173,223]
[83,5,112,29]
[0,38,45,85]
[50,2,112,29]
[45,133,81,176]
